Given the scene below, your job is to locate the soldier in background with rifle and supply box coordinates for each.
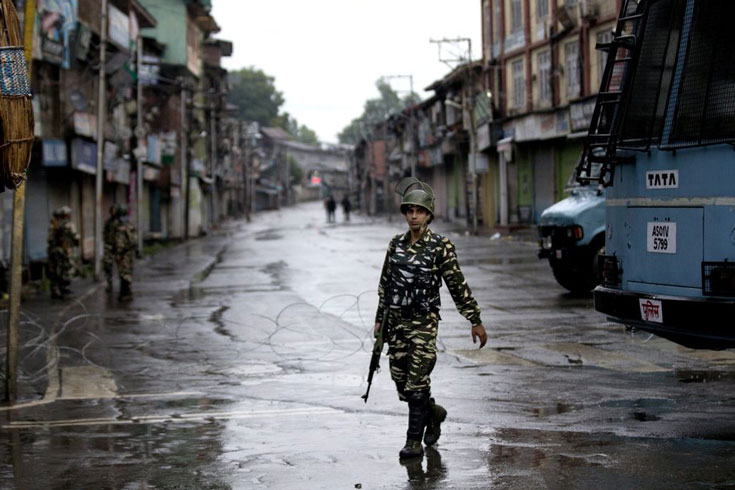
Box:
[364,177,487,460]
[104,204,137,301]
[47,206,79,299]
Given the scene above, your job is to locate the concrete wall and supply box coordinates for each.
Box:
[140,0,188,67]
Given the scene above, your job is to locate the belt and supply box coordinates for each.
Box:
[390,304,435,320]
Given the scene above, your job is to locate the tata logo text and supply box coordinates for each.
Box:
[646,170,679,189]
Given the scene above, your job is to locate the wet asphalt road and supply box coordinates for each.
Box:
[2,200,735,489]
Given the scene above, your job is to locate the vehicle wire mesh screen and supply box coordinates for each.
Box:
[702,262,735,297]
[619,0,681,148]
[667,0,735,147]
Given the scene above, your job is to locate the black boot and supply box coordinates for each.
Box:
[424,397,447,446]
[399,391,429,459]
[118,280,133,301]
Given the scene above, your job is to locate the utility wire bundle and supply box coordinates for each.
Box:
[0,0,33,192]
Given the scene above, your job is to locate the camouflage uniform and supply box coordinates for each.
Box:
[375,177,485,459]
[104,205,137,300]
[47,208,79,299]
[375,228,482,399]
[102,207,120,291]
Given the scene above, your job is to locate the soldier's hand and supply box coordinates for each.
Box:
[472,324,487,349]
[374,322,381,338]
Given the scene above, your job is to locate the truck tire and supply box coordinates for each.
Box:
[550,236,605,294]
[550,260,592,294]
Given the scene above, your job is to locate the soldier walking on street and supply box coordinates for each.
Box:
[341,194,351,222]
[103,204,137,301]
[373,178,487,460]
[47,206,79,299]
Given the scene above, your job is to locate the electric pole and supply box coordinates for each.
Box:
[94,0,108,279]
[381,74,416,177]
[429,37,478,233]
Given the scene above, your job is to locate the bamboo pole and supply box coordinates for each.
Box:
[6,183,24,403]
[6,0,35,403]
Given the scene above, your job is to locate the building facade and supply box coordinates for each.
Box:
[483,0,619,224]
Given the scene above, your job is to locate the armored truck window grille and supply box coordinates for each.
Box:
[618,0,682,149]
[664,0,735,148]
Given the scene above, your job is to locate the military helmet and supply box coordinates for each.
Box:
[53,206,71,218]
[111,203,127,217]
[396,177,435,216]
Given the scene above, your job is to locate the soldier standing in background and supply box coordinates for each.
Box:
[103,204,121,294]
[47,206,79,299]
[326,195,336,223]
[341,194,352,222]
[104,204,137,301]
[373,178,487,460]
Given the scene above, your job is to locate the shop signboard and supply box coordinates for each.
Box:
[71,138,96,174]
[42,138,67,167]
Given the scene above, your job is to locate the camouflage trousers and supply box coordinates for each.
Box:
[116,250,134,283]
[386,310,439,401]
[102,243,115,283]
[48,248,73,295]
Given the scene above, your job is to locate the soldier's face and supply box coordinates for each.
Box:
[404,205,429,232]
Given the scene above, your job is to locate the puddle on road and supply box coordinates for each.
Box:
[528,403,581,418]
[599,397,673,409]
[675,370,735,384]
[462,256,538,266]
[600,397,672,423]
[255,231,284,241]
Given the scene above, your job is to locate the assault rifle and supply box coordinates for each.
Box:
[361,295,390,403]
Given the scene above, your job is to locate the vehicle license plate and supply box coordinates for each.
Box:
[639,298,663,323]
[647,222,676,254]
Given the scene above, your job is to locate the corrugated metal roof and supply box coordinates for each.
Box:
[261,127,292,140]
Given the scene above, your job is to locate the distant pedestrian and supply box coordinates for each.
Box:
[47,206,79,299]
[341,195,352,222]
[104,204,137,301]
[325,195,336,223]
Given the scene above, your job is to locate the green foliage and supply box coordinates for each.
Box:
[228,66,285,127]
[338,79,418,144]
[228,67,321,144]
[275,111,319,145]
[295,124,319,145]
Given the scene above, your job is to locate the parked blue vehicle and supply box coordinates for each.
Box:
[577,0,735,349]
[538,165,606,294]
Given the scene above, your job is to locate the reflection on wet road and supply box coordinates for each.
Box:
[2,202,735,489]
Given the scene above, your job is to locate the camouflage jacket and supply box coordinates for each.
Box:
[103,216,120,246]
[375,228,482,326]
[113,219,137,254]
[47,219,79,254]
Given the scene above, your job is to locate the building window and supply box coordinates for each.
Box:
[492,0,501,57]
[537,0,549,19]
[566,41,581,98]
[597,30,613,88]
[484,0,492,57]
[511,0,523,34]
[538,50,552,105]
[513,59,525,109]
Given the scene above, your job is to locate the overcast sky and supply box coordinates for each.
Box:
[210,1,482,144]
